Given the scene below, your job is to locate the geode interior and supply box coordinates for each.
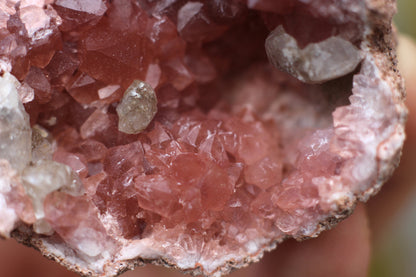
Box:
[0,0,406,276]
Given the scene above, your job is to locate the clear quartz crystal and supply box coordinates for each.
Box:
[116,80,158,134]
[265,26,362,84]
[0,73,32,172]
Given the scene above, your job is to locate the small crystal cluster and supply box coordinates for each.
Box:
[22,159,82,234]
[265,26,363,84]
[0,73,31,172]
[0,0,406,276]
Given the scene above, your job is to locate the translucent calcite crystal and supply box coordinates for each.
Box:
[22,160,82,234]
[265,26,363,84]
[0,160,35,236]
[116,80,158,134]
[0,73,31,172]
[0,0,406,277]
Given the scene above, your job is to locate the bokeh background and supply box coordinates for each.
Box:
[396,0,416,38]
[368,1,416,277]
[0,1,415,277]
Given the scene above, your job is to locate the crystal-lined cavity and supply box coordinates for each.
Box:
[0,1,406,277]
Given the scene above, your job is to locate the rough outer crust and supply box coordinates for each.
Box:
[9,0,407,276]
[362,0,407,201]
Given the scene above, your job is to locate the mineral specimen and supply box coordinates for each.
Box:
[116,80,158,134]
[22,160,83,234]
[0,73,32,172]
[0,0,406,277]
[265,26,363,84]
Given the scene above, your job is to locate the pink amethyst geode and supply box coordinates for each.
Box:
[0,0,406,276]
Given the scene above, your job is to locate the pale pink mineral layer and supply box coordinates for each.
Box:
[0,0,406,276]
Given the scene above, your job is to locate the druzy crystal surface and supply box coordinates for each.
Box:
[0,0,406,276]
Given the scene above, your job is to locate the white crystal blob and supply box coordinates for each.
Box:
[0,73,32,172]
[21,160,83,234]
[265,25,363,84]
[116,80,158,134]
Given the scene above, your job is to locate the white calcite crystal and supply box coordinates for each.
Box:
[265,26,363,84]
[116,80,158,134]
[0,161,20,236]
[21,160,82,234]
[0,159,35,237]
[0,73,32,172]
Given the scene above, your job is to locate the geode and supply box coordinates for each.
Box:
[0,0,406,276]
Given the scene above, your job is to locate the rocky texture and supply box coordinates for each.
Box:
[0,0,406,277]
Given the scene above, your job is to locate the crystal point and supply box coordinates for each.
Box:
[116,80,158,134]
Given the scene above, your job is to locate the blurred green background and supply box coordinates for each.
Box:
[396,0,416,39]
[369,1,416,277]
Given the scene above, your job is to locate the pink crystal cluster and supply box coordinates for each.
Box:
[2,0,280,237]
[0,0,405,276]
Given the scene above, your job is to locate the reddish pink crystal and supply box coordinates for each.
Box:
[24,67,51,103]
[53,0,107,31]
[0,160,35,225]
[53,149,88,179]
[44,191,116,256]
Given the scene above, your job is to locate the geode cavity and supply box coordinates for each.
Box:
[0,0,406,276]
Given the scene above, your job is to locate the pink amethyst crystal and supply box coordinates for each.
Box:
[0,0,406,276]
